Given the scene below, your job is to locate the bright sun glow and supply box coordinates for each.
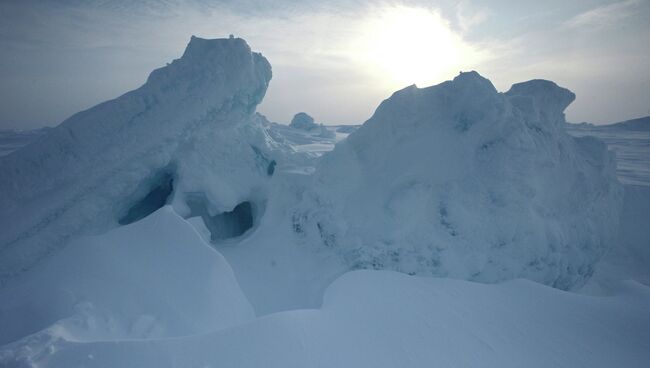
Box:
[353,6,482,88]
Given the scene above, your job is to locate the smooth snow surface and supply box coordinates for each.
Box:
[4,270,649,367]
[0,207,254,364]
[0,37,648,368]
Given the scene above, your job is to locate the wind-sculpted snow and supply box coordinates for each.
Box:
[4,270,649,367]
[296,71,623,289]
[0,36,275,282]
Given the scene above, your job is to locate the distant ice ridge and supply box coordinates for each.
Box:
[289,112,317,130]
[0,36,278,281]
[294,71,623,289]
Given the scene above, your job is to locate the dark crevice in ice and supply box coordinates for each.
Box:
[118,171,174,225]
[186,196,256,241]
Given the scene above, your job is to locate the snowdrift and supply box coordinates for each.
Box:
[0,208,253,349]
[296,72,623,289]
[0,36,278,282]
[4,268,649,367]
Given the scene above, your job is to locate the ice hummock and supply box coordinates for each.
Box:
[0,36,276,282]
[0,36,646,368]
[289,112,317,130]
[294,71,623,289]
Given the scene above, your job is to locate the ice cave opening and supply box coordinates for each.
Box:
[186,197,257,242]
[118,171,175,225]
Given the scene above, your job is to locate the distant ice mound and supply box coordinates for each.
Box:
[296,71,623,289]
[290,112,317,130]
[0,36,278,281]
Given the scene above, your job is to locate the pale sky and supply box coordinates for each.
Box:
[0,0,648,129]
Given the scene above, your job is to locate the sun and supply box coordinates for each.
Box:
[353,5,479,88]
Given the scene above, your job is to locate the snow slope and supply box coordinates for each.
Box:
[0,207,252,346]
[296,72,623,289]
[4,270,649,367]
[0,128,50,157]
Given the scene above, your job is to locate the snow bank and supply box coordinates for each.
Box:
[0,36,277,282]
[5,270,648,367]
[294,72,623,289]
[0,207,253,364]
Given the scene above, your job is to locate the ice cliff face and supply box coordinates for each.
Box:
[0,36,275,281]
[297,71,623,289]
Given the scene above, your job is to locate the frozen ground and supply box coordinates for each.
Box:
[0,37,648,367]
[567,122,650,186]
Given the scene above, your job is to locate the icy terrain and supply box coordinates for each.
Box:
[0,37,648,367]
[0,35,275,282]
[565,120,650,291]
[298,73,623,289]
[567,119,650,186]
[0,128,50,157]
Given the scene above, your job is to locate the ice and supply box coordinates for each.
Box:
[0,36,646,368]
[0,128,50,157]
[296,71,623,289]
[0,36,277,282]
[4,270,649,367]
[0,207,253,358]
[289,112,317,130]
[567,121,650,186]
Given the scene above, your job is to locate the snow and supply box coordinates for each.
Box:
[0,207,254,365]
[0,37,648,367]
[298,72,623,289]
[0,128,50,157]
[4,270,649,367]
[0,36,275,282]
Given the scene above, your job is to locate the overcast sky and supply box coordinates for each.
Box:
[0,0,648,129]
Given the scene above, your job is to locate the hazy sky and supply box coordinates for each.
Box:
[0,0,648,129]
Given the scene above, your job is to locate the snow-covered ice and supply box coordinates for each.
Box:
[0,36,276,282]
[0,128,50,157]
[4,269,650,367]
[0,208,253,351]
[296,72,623,289]
[0,36,648,368]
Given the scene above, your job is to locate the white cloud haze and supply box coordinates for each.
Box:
[0,0,648,128]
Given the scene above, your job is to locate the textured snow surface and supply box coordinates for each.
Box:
[0,36,274,282]
[0,37,647,367]
[298,72,623,289]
